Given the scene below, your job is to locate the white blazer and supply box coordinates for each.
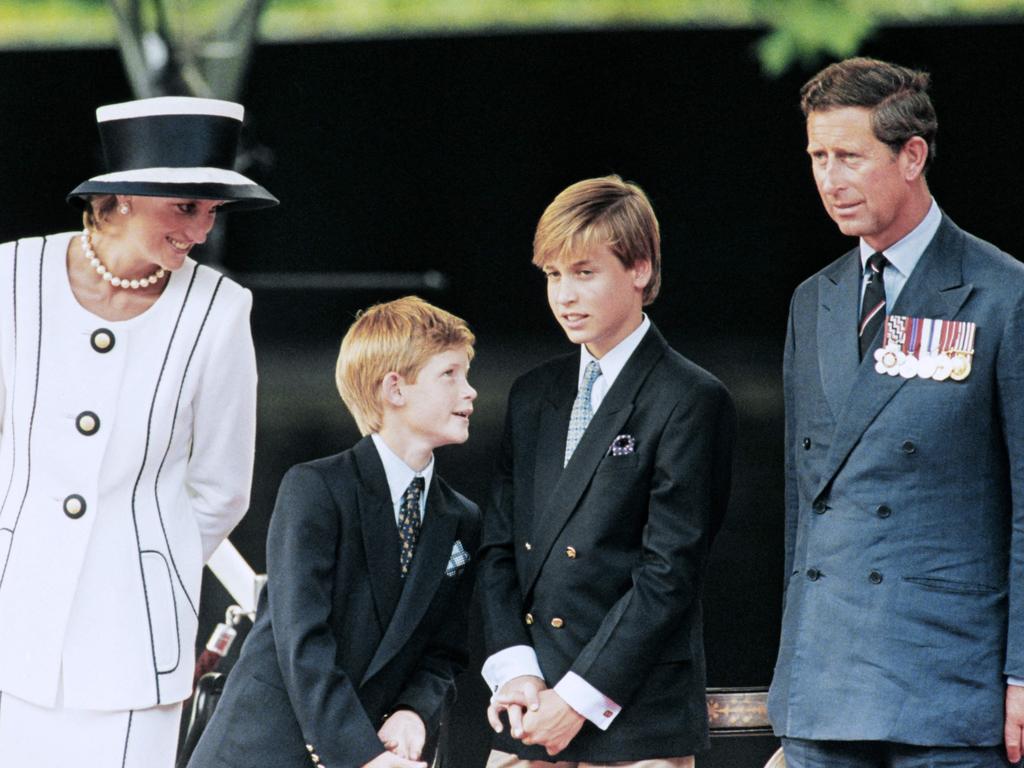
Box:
[0,232,257,710]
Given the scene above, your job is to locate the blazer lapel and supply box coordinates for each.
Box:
[354,438,404,634]
[523,325,665,597]
[361,478,458,685]
[532,358,577,515]
[817,248,862,416]
[814,215,973,500]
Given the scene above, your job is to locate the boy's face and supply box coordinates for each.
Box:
[397,348,476,448]
[542,243,650,359]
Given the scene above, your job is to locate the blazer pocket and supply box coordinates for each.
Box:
[903,575,1001,595]
[141,550,180,673]
[594,452,640,473]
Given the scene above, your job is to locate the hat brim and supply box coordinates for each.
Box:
[68,181,278,212]
[67,167,278,212]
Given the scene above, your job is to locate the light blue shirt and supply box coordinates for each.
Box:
[858,198,941,313]
[370,433,433,526]
[577,314,651,413]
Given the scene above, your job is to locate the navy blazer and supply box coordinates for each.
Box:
[477,324,736,762]
[188,437,481,768]
[769,214,1024,746]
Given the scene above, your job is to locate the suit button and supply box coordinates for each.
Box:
[551,617,564,628]
[76,411,100,436]
[64,494,86,519]
[524,541,532,551]
[306,744,314,753]
[90,328,115,353]
[565,546,577,559]
[802,437,811,450]
[875,504,892,518]
[869,570,884,584]
[524,613,534,625]
[310,755,319,764]
[806,568,821,581]
[901,440,916,454]
[812,500,828,514]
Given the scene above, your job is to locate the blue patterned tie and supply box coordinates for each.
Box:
[564,360,602,466]
[398,476,425,577]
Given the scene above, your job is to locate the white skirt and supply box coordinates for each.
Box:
[0,690,182,768]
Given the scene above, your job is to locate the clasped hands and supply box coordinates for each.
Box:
[362,709,428,768]
[486,675,585,756]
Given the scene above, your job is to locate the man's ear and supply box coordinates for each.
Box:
[381,371,404,407]
[901,136,929,181]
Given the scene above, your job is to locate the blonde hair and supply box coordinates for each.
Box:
[532,175,661,305]
[336,296,476,435]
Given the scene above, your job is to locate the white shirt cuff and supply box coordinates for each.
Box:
[1008,676,1024,687]
[481,646,545,693]
[553,671,621,731]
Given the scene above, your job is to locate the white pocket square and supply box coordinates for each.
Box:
[446,539,470,577]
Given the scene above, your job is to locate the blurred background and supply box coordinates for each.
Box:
[1,1,1022,765]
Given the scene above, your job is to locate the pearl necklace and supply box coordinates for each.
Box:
[80,228,167,290]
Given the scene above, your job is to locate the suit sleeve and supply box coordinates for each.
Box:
[392,504,482,734]
[477,383,536,659]
[186,286,257,561]
[568,380,736,706]
[782,292,800,584]
[267,464,385,768]
[999,294,1024,678]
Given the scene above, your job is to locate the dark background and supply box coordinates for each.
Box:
[1,22,1021,766]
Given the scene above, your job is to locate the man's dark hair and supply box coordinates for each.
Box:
[801,57,938,172]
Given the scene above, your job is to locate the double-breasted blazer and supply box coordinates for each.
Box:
[768,214,1024,745]
[477,324,736,762]
[0,232,256,710]
[188,437,481,768]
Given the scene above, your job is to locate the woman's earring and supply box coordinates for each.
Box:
[119,203,130,215]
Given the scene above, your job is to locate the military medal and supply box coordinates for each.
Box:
[876,314,977,382]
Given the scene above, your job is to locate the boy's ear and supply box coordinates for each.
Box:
[381,371,405,407]
[632,258,652,290]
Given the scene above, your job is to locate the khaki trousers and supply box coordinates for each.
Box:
[485,749,695,768]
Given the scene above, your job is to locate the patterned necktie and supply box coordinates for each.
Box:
[564,360,602,466]
[859,251,888,360]
[398,476,425,578]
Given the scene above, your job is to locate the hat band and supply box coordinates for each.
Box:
[101,114,240,171]
[90,167,256,185]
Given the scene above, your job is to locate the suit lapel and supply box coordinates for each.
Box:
[532,358,577,515]
[814,216,973,500]
[361,477,458,685]
[523,326,665,597]
[817,248,862,416]
[354,438,404,634]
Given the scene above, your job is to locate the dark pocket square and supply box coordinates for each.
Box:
[608,434,636,456]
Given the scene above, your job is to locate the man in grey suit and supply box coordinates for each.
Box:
[768,57,1024,767]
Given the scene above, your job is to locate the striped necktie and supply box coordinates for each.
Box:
[564,360,602,466]
[859,252,888,360]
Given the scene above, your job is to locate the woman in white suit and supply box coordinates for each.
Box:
[0,96,276,767]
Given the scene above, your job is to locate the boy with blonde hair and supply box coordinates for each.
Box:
[477,176,735,766]
[189,296,481,768]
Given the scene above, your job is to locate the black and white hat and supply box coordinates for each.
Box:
[68,96,278,211]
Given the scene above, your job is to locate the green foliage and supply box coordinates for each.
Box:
[1,0,1023,73]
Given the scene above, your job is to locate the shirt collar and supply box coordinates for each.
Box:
[578,314,650,389]
[859,198,941,279]
[370,433,434,504]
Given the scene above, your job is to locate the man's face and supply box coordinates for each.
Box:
[806,106,918,251]
[542,243,649,359]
